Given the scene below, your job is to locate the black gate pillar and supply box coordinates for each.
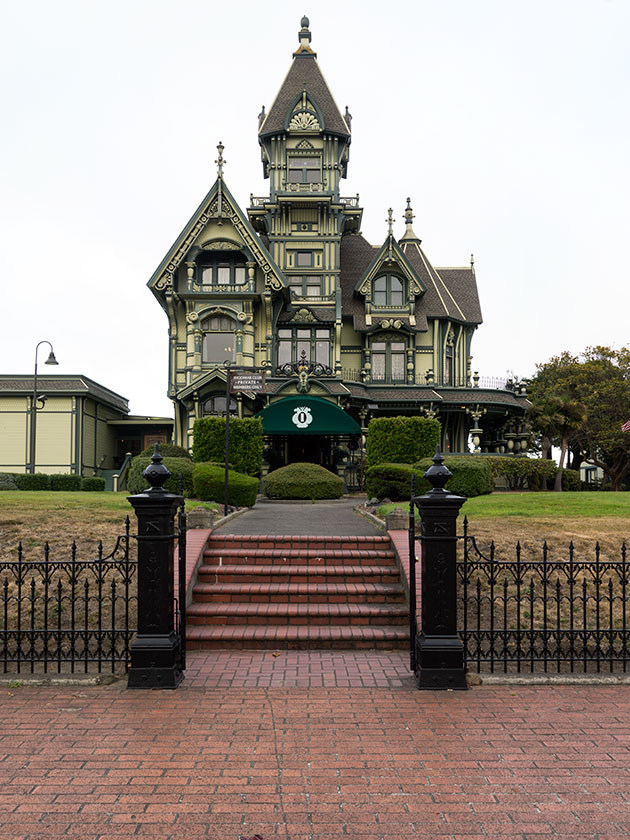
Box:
[127,446,183,689]
[413,447,467,690]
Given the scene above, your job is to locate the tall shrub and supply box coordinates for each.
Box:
[366,416,440,467]
[127,456,195,497]
[192,417,263,476]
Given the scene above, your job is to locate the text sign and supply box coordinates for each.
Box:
[230,372,266,393]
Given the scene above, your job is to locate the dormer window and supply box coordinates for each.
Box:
[373,274,404,307]
[200,257,247,288]
[288,155,321,184]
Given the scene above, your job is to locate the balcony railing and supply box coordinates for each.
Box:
[188,279,257,294]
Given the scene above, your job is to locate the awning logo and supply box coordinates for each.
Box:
[292,406,313,429]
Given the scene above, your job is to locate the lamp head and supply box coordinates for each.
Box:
[45,350,58,365]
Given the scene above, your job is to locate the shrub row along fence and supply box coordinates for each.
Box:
[0,518,137,674]
[458,518,630,673]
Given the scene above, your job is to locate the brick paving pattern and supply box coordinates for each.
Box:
[1,651,630,839]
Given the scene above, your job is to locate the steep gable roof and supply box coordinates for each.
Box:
[147,176,286,309]
[259,53,350,139]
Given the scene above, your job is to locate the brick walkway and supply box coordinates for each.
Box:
[1,651,630,839]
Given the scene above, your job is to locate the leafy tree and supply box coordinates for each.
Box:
[528,347,630,491]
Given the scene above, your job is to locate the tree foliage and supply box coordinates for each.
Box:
[528,347,630,491]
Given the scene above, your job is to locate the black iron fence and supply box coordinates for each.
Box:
[0,518,137,674]
[458,518,630,673]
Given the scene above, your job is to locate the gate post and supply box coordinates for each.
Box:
[413,447,467,690]
[127,446,183,689]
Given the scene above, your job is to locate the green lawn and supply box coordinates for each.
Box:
[379,492,630,520]
[0,491,219,519]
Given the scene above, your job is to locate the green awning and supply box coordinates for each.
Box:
[255,396,361,435]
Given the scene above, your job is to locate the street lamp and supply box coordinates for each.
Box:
[29,341,59,474]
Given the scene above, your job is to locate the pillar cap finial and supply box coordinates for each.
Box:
[142,444,171,495]
[423,445,452,493]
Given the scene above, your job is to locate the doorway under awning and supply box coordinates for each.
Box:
[255,396,361,435]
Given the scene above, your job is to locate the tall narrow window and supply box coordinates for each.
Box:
[201,314,236,364]
[371,340,406,383]
[445,344,453,385]
[373,274,404,306]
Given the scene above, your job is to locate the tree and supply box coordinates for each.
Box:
[528,347,630,491]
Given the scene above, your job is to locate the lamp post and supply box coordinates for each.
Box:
[29,341,58,474]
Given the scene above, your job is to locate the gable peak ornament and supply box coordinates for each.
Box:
[215,142,226,179]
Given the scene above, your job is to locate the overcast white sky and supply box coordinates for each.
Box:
[1,0,628,416]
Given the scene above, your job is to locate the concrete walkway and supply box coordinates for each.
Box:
[1,662,629,839]
[217,496,383,536]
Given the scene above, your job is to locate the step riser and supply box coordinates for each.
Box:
[188,614,407,627]
[193,592,406,604]
[206,538,392,550]
[187,637,408,651]
[203,552,397,566]
[198,572,401,584]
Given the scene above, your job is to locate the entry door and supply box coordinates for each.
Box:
[143,432,168,450]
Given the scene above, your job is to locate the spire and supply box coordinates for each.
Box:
[399,197,422,243]
[294,15,316,56]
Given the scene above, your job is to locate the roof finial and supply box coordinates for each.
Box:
[399,197,421,244]
[215,141,226,179]
[386,208,394,237]
[470,253,475,268]
[295,15,315,55]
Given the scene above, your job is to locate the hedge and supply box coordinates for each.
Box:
[262,463,345,500]
[414,455,494,498]
[192,417,263,476]
[366,416,440,467]
[13,473,51,490]
[365,463,414,502]
[81,477,106,491]
[192,463,259,507]
[140,443,191,460]
[127,456,195,497]
[50,474,82,491]
[490,457,557,490]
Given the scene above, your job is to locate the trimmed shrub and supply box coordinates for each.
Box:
[192,417,263,476]
[366,417,440,467]
[0,473,18,490]
[262,463,345,500]
[81,476,106,491]
[365,463,414,502]
[415,455,493,498]
[490,457,557,490]
[561,469,581,491]
[50,474,82,491]
[127,456,195,497]
[14,473,51,490]
[192,463,259,507]
[140,443,191,460]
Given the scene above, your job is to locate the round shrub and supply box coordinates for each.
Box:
[561,468,581,491]
[81,476,106,491]
[262,463,344,500]
[491,456,557,490]
[127,456,195,497]
[414,455,493,498]
[192,463,259,507]
[0,473,18,490]
[365,463,414,502]
[50,474,82,491]
[140,443,191,460]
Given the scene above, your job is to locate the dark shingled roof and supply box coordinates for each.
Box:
[400,240,482,325]
[0,375,129,414]
[260,54,350,138]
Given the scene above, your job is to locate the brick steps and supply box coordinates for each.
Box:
[186,534,409,650]
[186,624,409,650]
[192,581,406,604]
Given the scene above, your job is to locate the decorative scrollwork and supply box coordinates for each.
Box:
[289,112,321,131]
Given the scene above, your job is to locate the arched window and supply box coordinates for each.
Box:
[201,314,236,364]
[373,274,404,307]
[371,338,406,383]
[202,395,237,416]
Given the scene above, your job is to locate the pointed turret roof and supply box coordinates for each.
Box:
[259,17,351,139]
